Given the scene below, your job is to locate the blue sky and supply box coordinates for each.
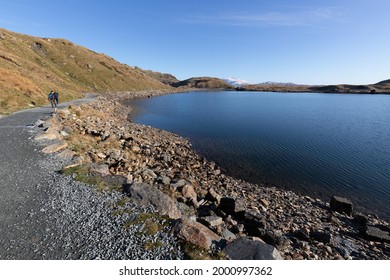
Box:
[1,0,390,85]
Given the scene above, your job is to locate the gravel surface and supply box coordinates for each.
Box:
[0,95,183,260]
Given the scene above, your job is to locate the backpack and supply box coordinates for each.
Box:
[48,93,53,99]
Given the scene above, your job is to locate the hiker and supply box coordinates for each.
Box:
[53,91,59,107]
[48,90,54,108]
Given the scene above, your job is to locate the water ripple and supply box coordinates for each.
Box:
[128,91,390,219]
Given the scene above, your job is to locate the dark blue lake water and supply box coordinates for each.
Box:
[127,91,390,219]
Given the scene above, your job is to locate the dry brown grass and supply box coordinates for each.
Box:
[0,68,40,94]
[0,27,169,114]
[0,68,43,114]
[66,132,99,155]
[70,104,109,120]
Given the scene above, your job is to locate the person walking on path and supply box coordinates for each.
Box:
[48,90,55,108]
[53,91,59,107]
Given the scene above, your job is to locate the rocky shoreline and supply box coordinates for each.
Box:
[34,90,390,260]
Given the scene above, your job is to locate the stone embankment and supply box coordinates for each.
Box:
[35,91,390,260]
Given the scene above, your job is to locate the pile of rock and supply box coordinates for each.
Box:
[34,93,390,260]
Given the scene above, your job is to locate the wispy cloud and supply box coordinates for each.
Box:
[180,7,342,28]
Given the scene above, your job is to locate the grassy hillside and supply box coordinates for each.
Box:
[135,67,180,86]
[0,28,169,114]
[172,77,235,89]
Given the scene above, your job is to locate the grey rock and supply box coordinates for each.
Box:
[34,119,45,128]
[199,216,224,227]
[174,218,221,249]
[330,196,353,215]
[242,209,266,236]
[231,224,245,234]
[218,197,246,215]
[108,149,121,161]
[34,128,61,141]
[89,163,110,177]
[262,230,284,246]
[42,141,68,154]
[160,176,171,186]
[171,179,188,189]
[224,237,283,260]
[101,131,110,141]
[123,182,181,219]
[56,149,76,160]
[182,184,197,204]
[353,213,368,226]
[222,229,236,242]
[143,169,157,179]
[310,230,332,244]
[177,202,196,219]
[62,126,73,134]
[294,228,311,241]
[362,225,390,243]
[59,130,69,137]
[205,188,221,203]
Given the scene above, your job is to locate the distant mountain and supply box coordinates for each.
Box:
[223,77,251,87]
[241,79,390,94]
[172,77,235,89]
[136,67,179,86]
[375,79,390,85]
[256,81,300,87]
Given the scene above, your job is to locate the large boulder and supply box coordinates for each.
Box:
[223,237,283,260]
[182,184,198,205]
[89,163,111,177]
[42,141,68,154]
[310,230,332,244]
[199,216,224,228]
[123,183,181,219]
[34,127,61,141]
[56,149,76,160]
[174,218,221,249]
[218,197,246,216]
[205,188,222,203]
[57,109,71,119]
[361,225,390,243]
[330,196,353,215]
[242,209,267,236]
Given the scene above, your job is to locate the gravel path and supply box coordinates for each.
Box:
[0,95,183,260]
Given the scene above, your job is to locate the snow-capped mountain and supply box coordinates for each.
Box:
[223,77,251,87]
[257,81,299,86]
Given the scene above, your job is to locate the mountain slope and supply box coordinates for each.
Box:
[135,67,180,85]
[0,28,169,114]
[223,77,250,87]
[172,77,235,89]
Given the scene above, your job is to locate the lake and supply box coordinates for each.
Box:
[127,91,390,219]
